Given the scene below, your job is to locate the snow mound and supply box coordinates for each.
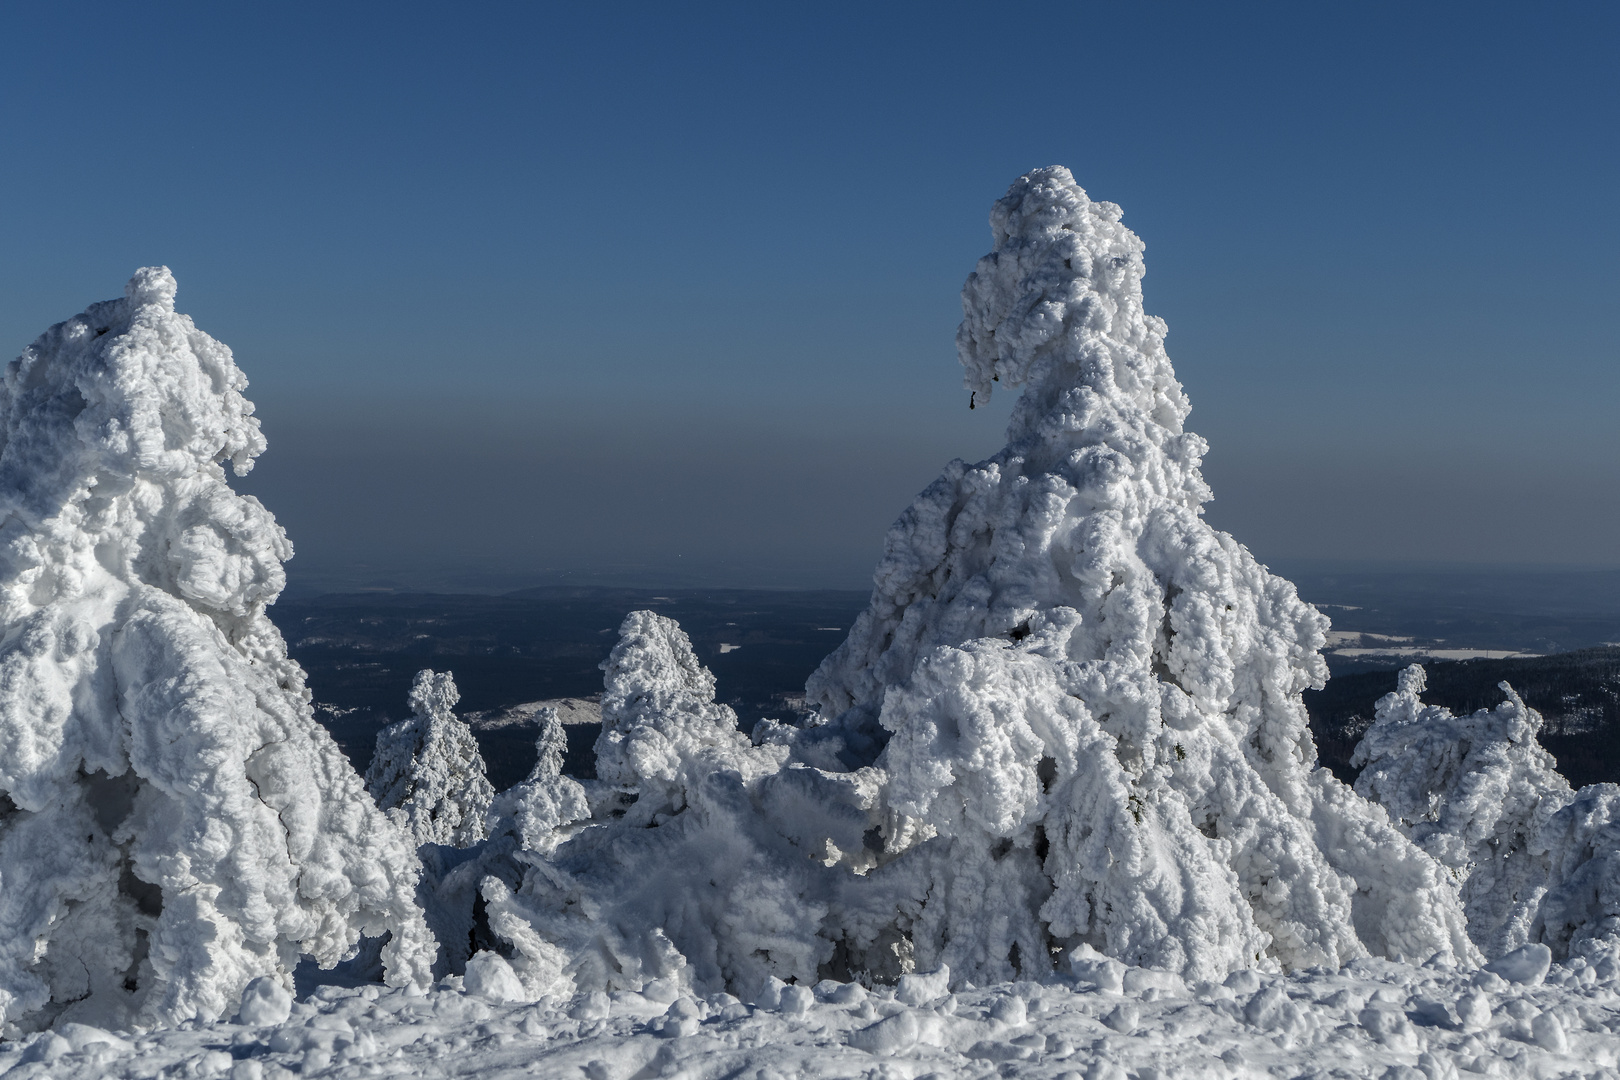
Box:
[366,669,494,848]
[1355,664,1620,961]
[804,167,1474,985]
[0,269,435,1032]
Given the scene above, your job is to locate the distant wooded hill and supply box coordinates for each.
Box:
[271,588,1620,793]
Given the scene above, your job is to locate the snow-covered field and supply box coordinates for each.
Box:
[4,168,1618,1079]
[1321,632,1540,666]
[6,948,1617,1078]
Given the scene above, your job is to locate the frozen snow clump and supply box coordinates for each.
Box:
[1355,664,1620,960]
[366,669,494,847]
[0,269,436,1032]
[803,167,1475,986]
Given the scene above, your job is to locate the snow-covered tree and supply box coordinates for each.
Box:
[532,705,567,782]
[593,611,774,821]
[1354,665,1620,960]
[0,269,435,1032]
[482,706,588,864]
[483,611,823,1001]
[366,669,494,848]
[801,167,1475,985]
[483,170,1484,1003]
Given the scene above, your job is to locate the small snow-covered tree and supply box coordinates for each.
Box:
[593,611,770,821]
[532,705,568,782]
[366,669,494,848]
[483,707,589,861]
[0,269,435,1032]
[483,611,824,1000]
[1354,665,1620,960]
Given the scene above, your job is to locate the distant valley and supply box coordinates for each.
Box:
[272,573,1620,792]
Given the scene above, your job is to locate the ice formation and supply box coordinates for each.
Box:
[0,269,435,1033]
[1354,664,1620,961]
[366,669,494,848]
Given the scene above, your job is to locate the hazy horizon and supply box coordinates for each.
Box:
[5,3,1617,586]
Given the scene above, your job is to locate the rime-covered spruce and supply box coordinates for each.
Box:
[366,669,494,848]
[1354,664,1620,963]
[483,169,1478,1000]
[0,269,435,1033]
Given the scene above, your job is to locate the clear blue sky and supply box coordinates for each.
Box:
[3,2,1617,589]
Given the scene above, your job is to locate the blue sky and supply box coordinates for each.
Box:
[3,2,1617,588]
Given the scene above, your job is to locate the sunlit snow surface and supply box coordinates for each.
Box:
[6,954,1618,1079]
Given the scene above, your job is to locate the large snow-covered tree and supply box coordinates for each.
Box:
[0,269,436,1032]
[366,669,494,848]
[796,167,1476,985]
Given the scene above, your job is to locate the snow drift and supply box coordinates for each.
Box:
[1354,664,1620,961]
[0,269,435,1033]
[481,168,1478,1001]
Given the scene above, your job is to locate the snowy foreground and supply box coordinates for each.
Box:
[6,949,1618,1079]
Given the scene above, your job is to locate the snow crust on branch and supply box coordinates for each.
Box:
[366,670,494,848]
[1354,664,1620,961]
[0,269,435,1033]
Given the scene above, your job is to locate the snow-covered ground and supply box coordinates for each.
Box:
[465,698,603,732]
[6,949,1616,1079]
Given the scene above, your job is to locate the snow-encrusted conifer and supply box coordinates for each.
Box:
[594,611,770,821]
[483,707,588,863]
[804,167,1476,985]
[532,705,567,782]
[1354,665,1620,960]
[481,171,1486,1002]
[0,269,435,1032]
[366,669,494,848]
